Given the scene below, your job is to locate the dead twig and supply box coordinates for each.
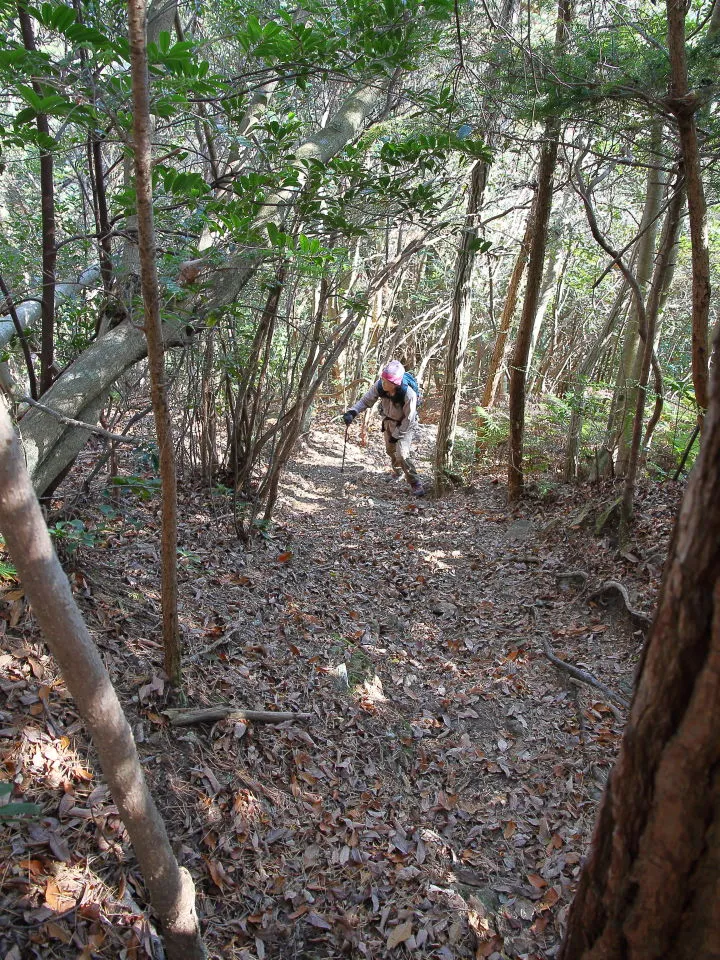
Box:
[20,396,148,445]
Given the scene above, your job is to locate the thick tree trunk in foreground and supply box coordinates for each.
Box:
[0,400,206,960]
[128,0,181,684]
[560,326,720,956]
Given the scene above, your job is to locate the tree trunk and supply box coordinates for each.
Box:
[525,231,562,380]
[508,119,563,500]
[482,204,535,408]
[620,168,685,528]
[614,120,666,475]
[434,158,489,489]
[0,399,206,960]
[563,280,628,482]
[666,0,711,427]
[507,0,570,503]
[559,326,720,959]
[7,77,390,496]
[127,0,181,686]
[17,1,57,395]
[641,175,685,457]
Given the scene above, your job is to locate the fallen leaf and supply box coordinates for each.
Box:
[387,919,413,949]
[527,873,547,889]
[44,920,72,943]
[307,911,332,930]
[206,859,230,889]
[44,878,76,912]
[537,886,560,912]
[48,832,72,863]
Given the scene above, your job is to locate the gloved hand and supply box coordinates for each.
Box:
[343,410,357,426]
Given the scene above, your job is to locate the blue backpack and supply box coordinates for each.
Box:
[377,371,422,406]
[401,371,422,403]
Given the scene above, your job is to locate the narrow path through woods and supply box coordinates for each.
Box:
[0,418,672,960]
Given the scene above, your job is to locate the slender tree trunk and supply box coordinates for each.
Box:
[434,158,489,489]
[89,135,113,295]
[666,0,711,426]
[642,175,686,456]
[559,324,720,958]
[621,168,685,526]
[228,266,286,489]
[508,119,562,501]
[573,158,649,534]
[17,2,57,395]
[525,234,562,379]
[563,281,628,481]
[0,275,38,400]
[507,0,571,502]
[0,400,206,960]
[127,0,181,685]
[482,204,535,407]
[615,120,666,474]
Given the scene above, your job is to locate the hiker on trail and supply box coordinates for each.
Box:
[343,360,425,496]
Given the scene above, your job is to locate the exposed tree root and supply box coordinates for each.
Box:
[587,580,652,630]
[540,635,628,722]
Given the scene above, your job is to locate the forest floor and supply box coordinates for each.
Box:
[0,415,683,960]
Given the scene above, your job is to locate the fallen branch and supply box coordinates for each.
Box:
[539,634,628,721]
[163,706,313,726]
[587,580,652,630]
[20,396,148,445]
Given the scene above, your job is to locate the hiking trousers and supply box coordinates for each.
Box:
[383,423,419,485]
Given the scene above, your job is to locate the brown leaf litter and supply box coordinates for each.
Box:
[0,418,682,959]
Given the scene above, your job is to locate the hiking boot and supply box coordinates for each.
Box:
[410,480,425,497]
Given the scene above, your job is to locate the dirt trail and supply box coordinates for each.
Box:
[0,421,654,960]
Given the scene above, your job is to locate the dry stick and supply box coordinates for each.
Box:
[20,396,148,445]
[0,399,206,960]
[164,707,313,726]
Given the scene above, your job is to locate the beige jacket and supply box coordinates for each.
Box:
[350,381,419,440]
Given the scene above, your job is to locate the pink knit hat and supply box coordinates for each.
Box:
[381,360,405,385]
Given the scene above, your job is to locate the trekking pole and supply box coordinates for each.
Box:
[341,424,349,473]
